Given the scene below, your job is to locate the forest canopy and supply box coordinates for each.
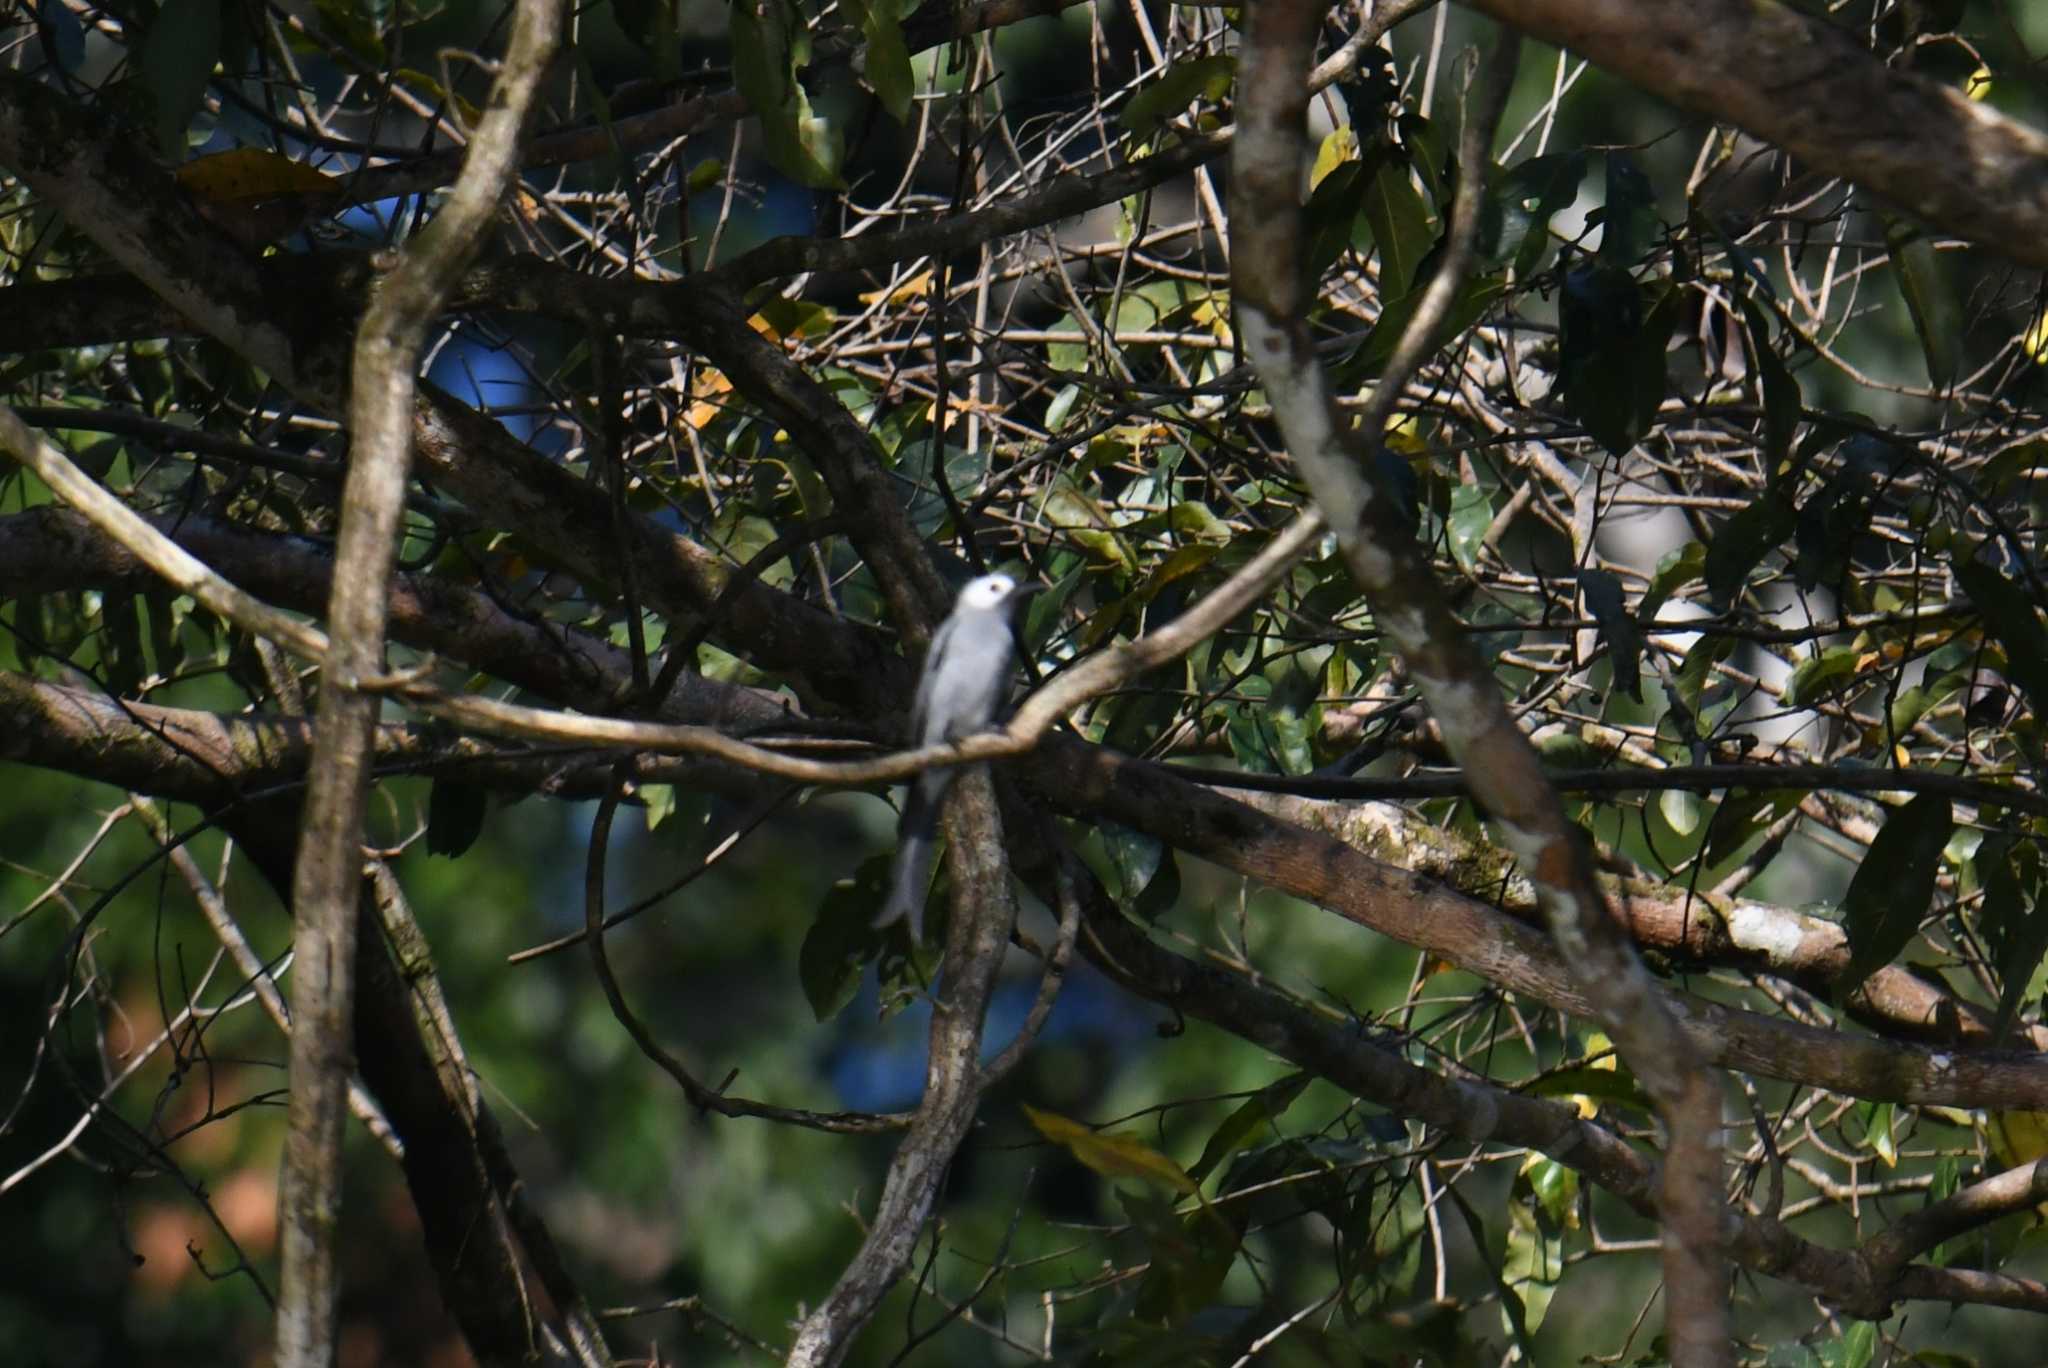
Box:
[7,1,2048,1365]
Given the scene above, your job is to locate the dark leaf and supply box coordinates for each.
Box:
[1341,274,1505,382]
[100,592,147,699]
[1953,556,2048,734]
[1791,469,1875,593]
[1782,646,1862,708]
[1480,151,1587,275]
[1335,49,1398,133]
[141,0,224,157]
[1133,849,1182,920]
[35,0,87,72]
[1359,148,1435,296]
[1881,213,1962,386]
[1397,112,1453,211]
[1302,160,1364,282]
[1577,568,1643,702]
[1738,298,1801,472]
[1125,1188,1241,1327]
[1704,493,1797,603]
[1558,265,1675,456]
[1839,792,1953,997]
[799,858,890,1021]
[1121,53,1235,139]
[426,778,488,858]
[1595,150,1659,267]
[1980,837,2047,1045]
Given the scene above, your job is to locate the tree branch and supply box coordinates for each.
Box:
[276,4,562,1362]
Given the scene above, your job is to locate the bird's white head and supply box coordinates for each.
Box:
[956,573,1020,611]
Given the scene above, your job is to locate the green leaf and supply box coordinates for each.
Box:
[1445,1185,1533,1359]
[799,860,891,1021]
[1671,633,1735,716]
[1340,274,1505,382]
[1359,149,1435,296]
[1396,112,1453,211]
[312,0,386,62]
[1881,213,1961,386]
[1704,493,1796,603]
[141,0,224,157]
[1703,790,1801,871]
[1447,483,1493,571]
[1578,568,1643,702]
[1041,473,1136,573]
[1839,792,1953,997]
[1188,1074,1309,1183]
[1525,1065,1655,1114]
[903,442,991,537]
[1659,788,1703,837]
[1820,1318,1878,1368]
[839,0,912,121]
[1860,1099,1898,1166]
[1121,53,1235,138]
[639,783,676,831]
[1502,1162,1570,1340]
[1888,671,1963,735]
[1781,645,1861,708]
[1639,541,1705,622]
[1302,160,1365,282]
[426,778,488,858]
[1125,1187,1240,1327]
[1101,823,1164,905]
[730,0,843,188]
[1024,1105,1198,1194]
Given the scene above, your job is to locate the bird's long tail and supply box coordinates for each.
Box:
[875,772,948,940]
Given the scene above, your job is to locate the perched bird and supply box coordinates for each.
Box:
[875,573,1031,940]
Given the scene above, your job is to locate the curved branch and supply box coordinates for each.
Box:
[1470,0,2048,268]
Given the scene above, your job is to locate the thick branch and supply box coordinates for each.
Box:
[1229,14,1736,1353]
[1466,0,2048,267]
[277,5,562,1363]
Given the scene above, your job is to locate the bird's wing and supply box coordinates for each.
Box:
[908,610,962,746]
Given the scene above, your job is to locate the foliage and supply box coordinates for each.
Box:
[5,0,2048,1364]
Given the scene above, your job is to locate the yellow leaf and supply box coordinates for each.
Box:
[1134,544,1219,603]
[1569,1031,1616,1120]
[1965,65,1994,102]
[1310,126,1356,190]
[2024,310,2048,364]
[1985,1112,2048,1219]
[683,369,732,430]
[1023,1105,1198,1194]
[395,67,483,127]
[1384,414,1428,456]
[859,268,934,307]
[175,148,338,200]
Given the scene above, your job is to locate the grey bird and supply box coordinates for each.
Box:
[875,572,1031,941]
